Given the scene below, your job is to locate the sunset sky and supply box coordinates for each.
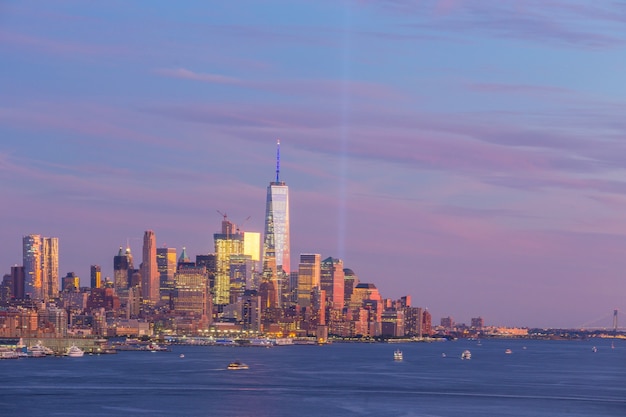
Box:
[2,1,626,328]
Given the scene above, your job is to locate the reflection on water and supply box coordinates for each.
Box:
[0,339,624,417]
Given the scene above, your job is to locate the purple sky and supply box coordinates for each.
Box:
[2,0,626,328]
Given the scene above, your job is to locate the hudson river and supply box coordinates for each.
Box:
[1,338,624,416]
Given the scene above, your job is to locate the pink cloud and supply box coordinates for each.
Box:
[154,67,404,101]
[0,29,125,56]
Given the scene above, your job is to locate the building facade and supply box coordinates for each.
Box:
[261,140,291,307]
[141,230,159,305]
[90,265,102,289]
[23,235,59,301]
[214,218,244,306]
[297,254,321,307]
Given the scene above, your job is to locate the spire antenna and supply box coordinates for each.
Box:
[276,139,280,183]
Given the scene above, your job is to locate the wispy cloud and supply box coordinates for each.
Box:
[155,68,242,85]
[363,0,626,49]
[0,29,125,56]
[154,67,404,101]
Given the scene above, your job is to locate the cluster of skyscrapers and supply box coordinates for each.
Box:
[1,141,433,340]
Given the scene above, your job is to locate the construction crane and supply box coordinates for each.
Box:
[236,216,251,233]
[216,210,228,221]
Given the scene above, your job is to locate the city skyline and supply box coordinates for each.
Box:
[2,1,626,328]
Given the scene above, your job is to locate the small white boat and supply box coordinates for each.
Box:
[179,354,185,358]
[67,345,84,357]
[505,349,512,354]
[227,361,249,370]
[442,353,446,358]
[592,346,597,353]
[461,350,471,360]
[394,349,403,361]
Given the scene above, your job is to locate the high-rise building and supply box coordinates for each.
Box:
[172,264,209,317]
[297,253,321,307]
[23,235,59,301]
[11,266,25,300]
[261,140,291,306]
[229,254,254,304]
[243,232,261,262]
[62,272,80,291]
[90,265,102,289]
[141,230,159,305]
[23,234,42,300]
[42,237,59,300]
[214,217,244,305]
[320,257,345,309]
[157,247,177,302]
[113,246,133,293]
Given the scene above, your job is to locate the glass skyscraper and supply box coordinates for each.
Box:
[23,234,59,301]
[262,140,291,306]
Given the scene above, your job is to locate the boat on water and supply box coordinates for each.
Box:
[28,342,54,357]
[67,345,84,357]
[505,349,512,354]
[393,349,403,361]
[0,348,20,359]
[461,350,471,360]
[227,361,249,370]
[592,346,597,353]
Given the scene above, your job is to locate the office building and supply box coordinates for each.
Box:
[42,237,59,300]
[320,257,345,309]
[141,230,159,305]
[62,272,80,291]
[297,253,321,307]
[157,247,177,302]
[172,265,209,316]
[90,265,102,289]
[229,254,254,304]
[113,246,133,293]
[23,234,59,301]
[214,216,244,305]
[11,266,25,300]
[261,140,291,305]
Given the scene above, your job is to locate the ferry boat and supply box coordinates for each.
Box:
[461,350,471,360]
[67,345,84,357]
[227,361,249,370]
[393,349,403,361]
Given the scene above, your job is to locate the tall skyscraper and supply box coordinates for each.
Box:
[261,140,291,306]
[141,230,159,305]
[42,237,59,300]
[113,246,133,293]
[23,235,43,300]
[23,234,59,301]
[297,253,321,307]
[90,265,102,289]
[157,247,177,302]
[11,265,25,300]
[214,216,244,306]
[320,257,345,309]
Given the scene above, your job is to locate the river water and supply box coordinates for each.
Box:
[1,338,624,416]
